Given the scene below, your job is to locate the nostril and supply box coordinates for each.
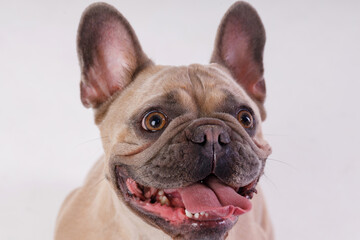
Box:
[219,132,230,145]
[218,135,226,146]
[191,133,207,145]
[187,125,231,146]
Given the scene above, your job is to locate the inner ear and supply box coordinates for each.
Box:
[211,2,267,120]
[77,3,151,108]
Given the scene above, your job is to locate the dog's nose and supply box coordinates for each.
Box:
[185,121,232,174]
[188,125,231,147]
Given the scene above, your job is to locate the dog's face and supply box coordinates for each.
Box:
[77,2,271,239]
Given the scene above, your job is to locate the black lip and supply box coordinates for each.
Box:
[113,166,240,226]
[113,165,239,239]
[236,177,259,199]
[115,166,133,201]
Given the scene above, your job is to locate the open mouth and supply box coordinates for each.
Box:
[115,166,258,225]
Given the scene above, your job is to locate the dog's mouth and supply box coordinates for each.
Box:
[115,166,258,226]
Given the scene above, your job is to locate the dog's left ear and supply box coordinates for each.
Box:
[211,2,267,120]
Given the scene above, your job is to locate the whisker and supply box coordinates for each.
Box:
[264,133,314,141]
[266,157,296,169]
[262,173,278,190]
[89,177,107,190]
[74,136,108,147]
[263,133,289,137]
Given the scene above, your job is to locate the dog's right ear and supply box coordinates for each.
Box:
[77,3,151,108]
[210,2,267,120]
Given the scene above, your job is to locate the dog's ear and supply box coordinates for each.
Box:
[77,3,151,108]
[211,2,267,120]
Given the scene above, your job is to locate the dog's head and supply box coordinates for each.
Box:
[77,2,271,239]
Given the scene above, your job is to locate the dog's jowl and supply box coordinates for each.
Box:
[55,1,273,240]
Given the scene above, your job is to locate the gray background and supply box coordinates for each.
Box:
[1,0,359,239]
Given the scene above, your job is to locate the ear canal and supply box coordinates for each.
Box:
[210,2,267,120]
[77,3,151,108]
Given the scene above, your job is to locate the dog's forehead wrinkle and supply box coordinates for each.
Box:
[135,65,259,122]
[186,65,256,116]
[183,65,229,114]
[186,65,205,95]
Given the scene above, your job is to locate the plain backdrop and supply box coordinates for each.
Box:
[1,0,360,239]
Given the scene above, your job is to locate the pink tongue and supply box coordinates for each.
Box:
[177,176,251,218]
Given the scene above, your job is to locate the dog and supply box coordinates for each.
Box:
[55,1,273,239]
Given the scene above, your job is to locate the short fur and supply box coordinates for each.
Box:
[55,2,273,239]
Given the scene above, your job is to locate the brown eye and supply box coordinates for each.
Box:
[237,110,254,129]
[142,111,167,132]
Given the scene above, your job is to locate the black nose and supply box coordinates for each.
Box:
[187,124,231,148]
[185,119,232,173]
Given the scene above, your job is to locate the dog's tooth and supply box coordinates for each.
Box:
[160,195,169,206]
[185,209,193,218]
[205,213,209,217]
[200,211,205,216]
[194,213,199,219]
[158,190,164,196]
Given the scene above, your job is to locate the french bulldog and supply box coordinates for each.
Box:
[55,1,273,240]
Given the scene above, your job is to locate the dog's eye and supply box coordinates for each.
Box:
[237,110,254,129]
[142,111,167,132]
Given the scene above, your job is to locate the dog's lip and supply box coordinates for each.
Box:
[114,166,257,226]
[236,178,259,199]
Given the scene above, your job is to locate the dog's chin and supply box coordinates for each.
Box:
[113,166,260,240]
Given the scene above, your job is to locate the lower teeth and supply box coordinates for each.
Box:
[185,209,208,219]
[126,179,214,220]
[160,195,170,206]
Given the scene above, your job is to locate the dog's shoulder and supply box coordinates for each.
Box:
[54,157,113,240]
